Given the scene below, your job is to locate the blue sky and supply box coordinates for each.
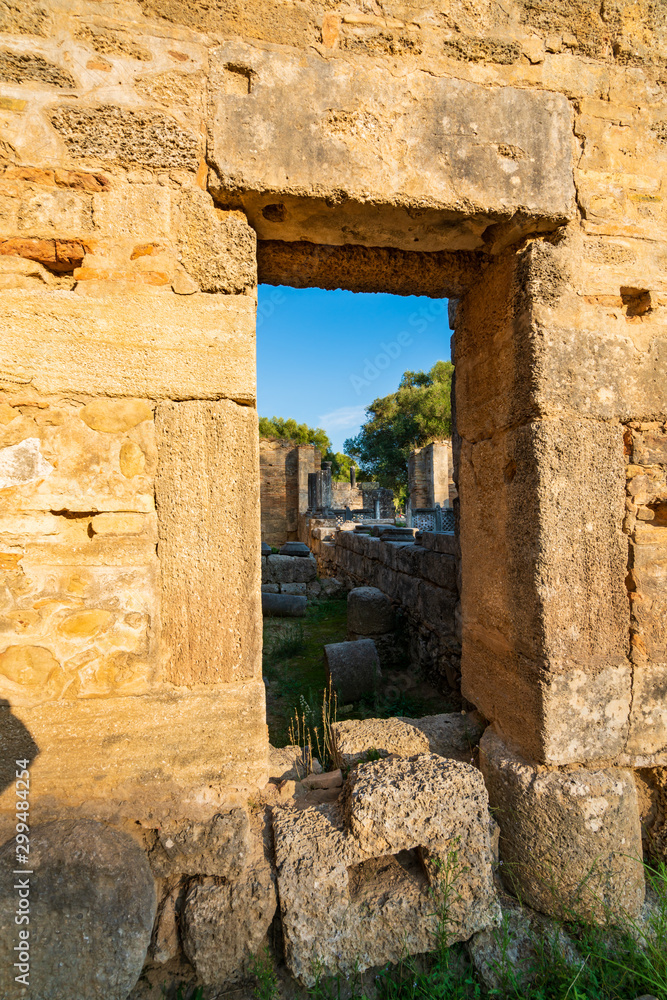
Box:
[256,285,451,453]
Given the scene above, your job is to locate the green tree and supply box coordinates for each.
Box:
[328,451,359,483]
[344,360,454,496]
[258,416,331,455]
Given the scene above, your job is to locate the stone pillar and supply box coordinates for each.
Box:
[321,462,333,510]
[350,466,356,488]
[455,228,665,917]
[409,441,450,509]
[307,472,318,511]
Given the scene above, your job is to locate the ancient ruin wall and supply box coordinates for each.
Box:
[408,440,453,508]
[0,0,665,987]
[303,518,462,692]
[259,439,319,546]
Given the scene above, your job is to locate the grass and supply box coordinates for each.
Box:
[263,597,454,749]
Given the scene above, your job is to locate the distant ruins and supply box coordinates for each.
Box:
[0,0,665,996]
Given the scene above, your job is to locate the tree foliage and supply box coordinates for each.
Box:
[344,360,454,495]
[258,416,331,455]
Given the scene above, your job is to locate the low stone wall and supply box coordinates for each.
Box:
[300,515,461,694]
[261,551,343,599]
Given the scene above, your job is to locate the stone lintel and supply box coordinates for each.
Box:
[209,41,575,252]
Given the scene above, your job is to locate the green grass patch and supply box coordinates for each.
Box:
[263,598,454,748]
[264,598,348,747]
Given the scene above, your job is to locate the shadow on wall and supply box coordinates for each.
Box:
[0,701,39,795]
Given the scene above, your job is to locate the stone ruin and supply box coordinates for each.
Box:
[0,0,664,995]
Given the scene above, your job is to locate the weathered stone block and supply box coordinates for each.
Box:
[419,550,458,591]
[273,755,499,985]
[0,819,156,1000]
[0,49,74,88]
[332,717,429,766]
[402,712,485,762]
[148,808,251,878]
[480,730,645,921]
[420,531,457,555]
[0,683,269,826]
[181,856,276,984]
[49,105,201,170]
[459,417,630,765]
[174,186,256,293]
[347,586,393,636]
[325,639,380,702]
[263,553,317,583]
[262,593,307,617]
[155,399,261,686]
[209,42,574,252]
[0,289,256,401]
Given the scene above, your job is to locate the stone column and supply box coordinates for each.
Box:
[321,462,333,510]
[455,227,665,917]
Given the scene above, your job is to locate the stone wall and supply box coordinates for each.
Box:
[303,517,462,693]
[408,440,453,508]
[0,0,665,990]
[0,3,269,835]
[259,439,320,546]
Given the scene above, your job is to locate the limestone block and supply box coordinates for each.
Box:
[480,730,645,921]
[273,755,499,984]
[420,531,457,555]
[459,418,631,765]
[148,882,182,965]
[320,577,345,598]
[155,399,262,686]
[261,583,279,593]
[148,808,251,878]
[325,639,380,702]
[0,50,75,88]
[418,550,458,591]
[279,541,311,557]
[347,586,393,636]
[281,582,307,595]
[262,593,307,617]
[181,856,276,984]
[0,682,269,824]
[0,0,48,35]
[0,289,255,402]
[264,553,317,583]
[209,41,574,252]
[418,582,458,633]
[49,105,201,170]
[0,819,156,1000]
[402,712,485,762]
[332,717,429,766]
[257,240,484,299]
[0,436,53,489]
[174,186,257,293]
